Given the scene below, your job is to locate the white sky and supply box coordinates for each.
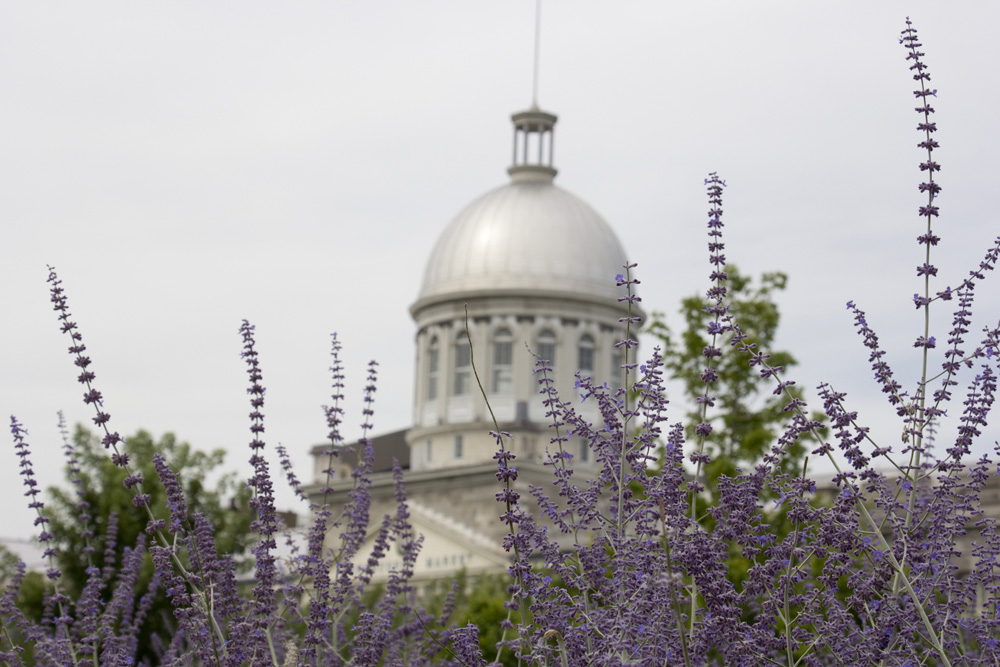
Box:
[2,2,999,540]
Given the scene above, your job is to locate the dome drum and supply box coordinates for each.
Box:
[411,306,634,438]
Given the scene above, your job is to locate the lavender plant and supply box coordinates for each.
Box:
[4,18,1000,667]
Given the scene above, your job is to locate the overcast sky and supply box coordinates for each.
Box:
[2,2,998,540]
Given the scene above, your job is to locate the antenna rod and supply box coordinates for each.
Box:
[532,0,541,107]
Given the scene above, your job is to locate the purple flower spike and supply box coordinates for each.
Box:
[152,454,187,535]
[901,19,942,312]
[45,267,159,527]
[11,412,70,634]
[846,301,903,406]
[11,418,51,537]
[48,266,121,446]
[238,319,280,644]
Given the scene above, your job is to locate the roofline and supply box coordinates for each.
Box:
[410,287,645,322]
[303,459,589,499]
[308,427,410,457]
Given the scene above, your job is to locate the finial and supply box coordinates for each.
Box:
[508,0,556,183]
[532,0,541,108]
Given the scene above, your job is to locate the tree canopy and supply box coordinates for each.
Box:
[17,425,251,664]
[647,265,817,485]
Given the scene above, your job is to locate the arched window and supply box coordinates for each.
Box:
[427,337,440,400]
[578,334,595,375]
[454,334,471,395]
[611,347,624,391]
[492,328,513,393]
[537,330,556,368]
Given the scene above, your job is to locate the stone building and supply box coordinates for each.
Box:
[305,102,641,584]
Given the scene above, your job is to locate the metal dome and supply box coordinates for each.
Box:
[413,105,632,310]
[415,174,629,307]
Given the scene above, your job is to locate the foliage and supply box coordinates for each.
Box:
[3,18,1000,667]
[15,425,251,665]
[0,545,22,586]
[647,266,812,483]
[46,425,251,597]
[423,573,519,667]
[451,575,515,667]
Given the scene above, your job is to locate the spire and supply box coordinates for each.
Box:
[508,0,557,183]
[532,0,542,108]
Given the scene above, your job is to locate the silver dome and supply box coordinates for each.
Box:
[416,175,630,307]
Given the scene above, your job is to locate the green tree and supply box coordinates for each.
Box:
[19,425,252,663]
[451,573,518,666]
[647,265,815,486]
[422,572,519,667]
[0,545,21,586]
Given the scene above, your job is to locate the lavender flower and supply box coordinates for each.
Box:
[0,561,32,666]
[238,319,281,664]
[690,173,730,491]
[300,334,346,661]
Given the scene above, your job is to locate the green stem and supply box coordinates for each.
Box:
[467,307,529,664]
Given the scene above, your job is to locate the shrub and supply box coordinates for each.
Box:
[4,18,1000,667]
